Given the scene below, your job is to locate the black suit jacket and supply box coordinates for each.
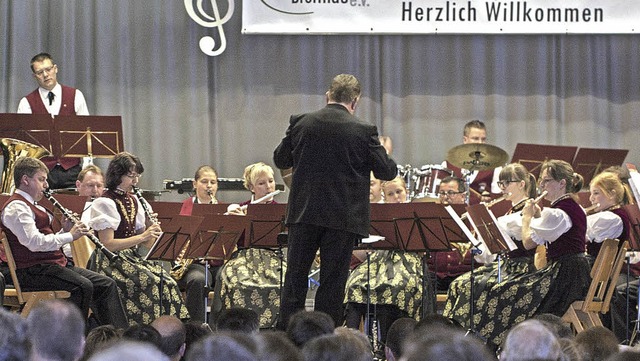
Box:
[273,103,397,237]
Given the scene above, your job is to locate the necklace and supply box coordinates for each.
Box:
[114,193,136,226]
[551,193,573,207]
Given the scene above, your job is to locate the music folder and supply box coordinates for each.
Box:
[464,203,516,256]
[143,215,204,261]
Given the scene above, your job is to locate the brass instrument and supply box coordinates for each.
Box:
[171,190,216,280]
[42,189,119,261]
[1,138,51,194]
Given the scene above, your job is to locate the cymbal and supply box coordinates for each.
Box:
[446,143,509,171]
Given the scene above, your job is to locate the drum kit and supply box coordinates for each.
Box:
[400,143,509,202]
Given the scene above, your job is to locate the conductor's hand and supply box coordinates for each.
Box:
[69,222,90,240]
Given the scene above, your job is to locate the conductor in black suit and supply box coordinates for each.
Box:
[273,74,398,328]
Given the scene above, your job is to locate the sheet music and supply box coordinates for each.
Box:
[444,206,480,247]
[484,207,518,253]
[361,235,385,244]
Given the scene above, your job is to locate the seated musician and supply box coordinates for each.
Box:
[443,163,538,332]
[176,165,221,323]
[344,176,422,353]
[88,152,188,325]
[443,120,501,204]
[0,157,128,328]
[474,160,589,349]
[213,162,284,328]
[370,172,384,204]
[428,176,474,293]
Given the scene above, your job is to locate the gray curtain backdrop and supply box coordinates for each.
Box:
[1,1,638,202]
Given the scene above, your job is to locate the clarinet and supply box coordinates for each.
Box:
[42,189,119,261]
[131,186,158,224]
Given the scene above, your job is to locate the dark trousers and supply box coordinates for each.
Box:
[178,263,219,324]
[16,263,128,328]
[278,224,357,329]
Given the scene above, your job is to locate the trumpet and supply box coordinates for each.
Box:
[460,192,510,221]
[42,189,119,262]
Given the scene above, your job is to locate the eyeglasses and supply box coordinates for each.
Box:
[438,190,464,197]
[125,173,141,179]
[539,178,556,187]
[497,180,518,188]
[34,65,56,77]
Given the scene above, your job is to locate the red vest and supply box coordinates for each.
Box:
[0,193,67,269]
[25,85,80,170]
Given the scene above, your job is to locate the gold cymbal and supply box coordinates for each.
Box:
[446,143,509,171]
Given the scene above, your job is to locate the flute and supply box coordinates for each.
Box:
[533,190,549,204]
[226,189,283,214]
[460,192,510,221]
[42,189,119,261]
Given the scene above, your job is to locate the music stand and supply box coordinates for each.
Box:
[245,203,288,248]
[511,143,578,180]
[572,148,628,190]
[187,214,249,264]
[0,113,55,154]
[143,215,204,262]
[191,203,231,216]
[53,115,124,161]
[149,201,183,225]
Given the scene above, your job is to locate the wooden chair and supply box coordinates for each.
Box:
[70,236,96,269]
[1,234,71,316]
[561,239,627,333]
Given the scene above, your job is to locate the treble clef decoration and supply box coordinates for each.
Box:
[184,0,235,56]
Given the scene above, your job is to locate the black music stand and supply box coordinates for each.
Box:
[511,143,577,180]
[403,203,469,317]
[149,201,183,225]
[144,215,204,262]
[246,204,288,248]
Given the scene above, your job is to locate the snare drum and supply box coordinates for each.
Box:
[412,165,453,201]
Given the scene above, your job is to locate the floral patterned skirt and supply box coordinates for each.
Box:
[344,250,423,318]
[216,248,286,328]
[90,248,189,325]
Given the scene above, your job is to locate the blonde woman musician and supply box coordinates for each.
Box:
[213,162,284,328]
[344,176,422,352]
[89,152,188,325]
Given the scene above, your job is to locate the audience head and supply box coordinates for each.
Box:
[302,332,372,361]
[27,299,86,361]
[105,152,144,190]
[370,172,383,203]
[463,120,487,144]
[30,52,58,91]
[402,327,495,361]
[606,350,640,361]
[150,315,187,360]
[438,176,466,205]
[532,313,573,339]
[192,165,218,204]
[122,324,162,350]
[76,165,105,199]
[183,321,212,358]
[382,177,408,204]
[558,338,582,361]
[0,307,30,361]
[327,74,361,113]
[499,163,537,201]
[256,331,303,361]
[575,326,619,361]
[384,318,417,361]
[87,341,168,361]
[186,332,257,361]
[286,310,335,347]
[216,307,260,334]
[242,162,276,201]
[81,325,122,361]
[500,319,562,361]
[539,160,584,198]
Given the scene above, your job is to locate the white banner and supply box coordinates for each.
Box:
[242,1,639,34]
